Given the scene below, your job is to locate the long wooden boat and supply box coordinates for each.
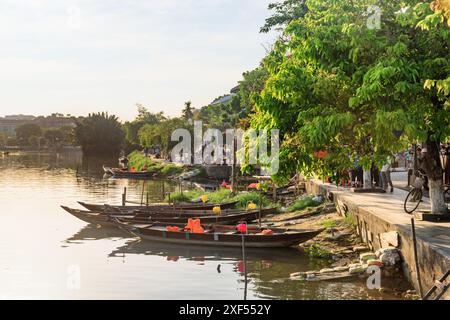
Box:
[103,166,154,179]
[77,200,238,213]
[116,220,323,248]
[61,206,276,226]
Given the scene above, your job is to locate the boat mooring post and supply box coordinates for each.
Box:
[141,180,145,206]
[241,226,248,301]
[122,187,127,206]
[258,191,262,228]
[411,218,424,299]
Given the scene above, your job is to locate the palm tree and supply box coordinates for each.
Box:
[182,101,194,120]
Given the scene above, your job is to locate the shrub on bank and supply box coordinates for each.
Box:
[160,163,184,176]
[166,188,275,209]
[128,150,185,176]
[286,197,321,213]
[128,150,156,171]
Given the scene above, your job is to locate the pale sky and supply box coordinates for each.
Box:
[0,0,277,121]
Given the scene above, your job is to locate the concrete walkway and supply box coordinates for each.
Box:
[307,180,450,299]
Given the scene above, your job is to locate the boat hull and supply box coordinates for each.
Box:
[78,201,238,212]
[62,206,275,226]
[103,166,153,179]
[124,224,322,248]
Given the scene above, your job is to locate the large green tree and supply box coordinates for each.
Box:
[138,117,189,159]
[74,112,124,156]
[15,123,42,146]
[261,0,309,33]
[253,0,450,213]
[123,104,166,148]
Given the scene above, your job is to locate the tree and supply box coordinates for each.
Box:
[138,118,189,159]
[431,0,450,21]
[0,133,7,147]
[74,112,124,156]
[123,104,166,147]
[237,67,270,127]
[44,128,65,147]
[15,123,42,146]
[260,0,308,33]
[182,101,194,120]
[252,0,450,213]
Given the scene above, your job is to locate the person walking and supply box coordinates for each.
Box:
[381,157,394,193]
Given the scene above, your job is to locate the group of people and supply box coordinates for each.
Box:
[346,158,394,192]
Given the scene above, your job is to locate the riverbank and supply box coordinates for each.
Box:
[305,179,450,300]
[127,151,188,178]
[262,199,416,299]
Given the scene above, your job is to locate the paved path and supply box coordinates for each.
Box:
[314,180,450,263]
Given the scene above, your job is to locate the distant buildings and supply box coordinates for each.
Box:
[0,115,35,137]
[0,114,77,138]
[209,85,240,106]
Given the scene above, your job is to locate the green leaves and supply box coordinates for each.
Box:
[249,0,450,180]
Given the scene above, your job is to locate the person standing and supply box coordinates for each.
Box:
[381,157,394,193]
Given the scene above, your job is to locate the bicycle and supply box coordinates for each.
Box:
[403,170,450,214]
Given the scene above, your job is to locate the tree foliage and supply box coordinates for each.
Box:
[251,0,450,212]
[74,112,124,156]
[138,117,189,158]
[123,104,166,147]
[16,123,42,146]
[260,0,309,33]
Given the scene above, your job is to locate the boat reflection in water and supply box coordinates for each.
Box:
[62,222,411,300]
[64,223,131,244]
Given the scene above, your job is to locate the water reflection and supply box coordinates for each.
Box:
[0,152,407,300]
[64,224,131,244]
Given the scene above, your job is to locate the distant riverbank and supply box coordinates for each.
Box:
[1,145,81,152]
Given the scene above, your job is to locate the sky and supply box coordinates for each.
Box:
[0,0,277,121]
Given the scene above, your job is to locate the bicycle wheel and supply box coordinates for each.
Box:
[404,188,423,214]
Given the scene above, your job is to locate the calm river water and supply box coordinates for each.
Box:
[0,152,407,299]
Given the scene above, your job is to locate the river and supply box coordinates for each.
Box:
[0,152,406,299]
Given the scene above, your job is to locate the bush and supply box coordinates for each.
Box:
[160,163,184,176]
[287,197,321,213]
[230,192,271,209]
[304,244,333,259]
[166,189,203,203]
[128,150,156,172]
[165,188,276,209]
[320,219,338,229]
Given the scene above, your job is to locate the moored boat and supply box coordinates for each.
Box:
[77,200,238,213]
[103,166,154,179]
[116,220,323,248]
[61,206,276,226]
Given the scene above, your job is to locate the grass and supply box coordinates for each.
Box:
[128,151,185,177]
[160,163,184,176]
[320,219,339,229]
[304,244,333,259]
[343,214,357,228]
[128,150,156,171]
[166,188,275,209]
[286,196,322,213]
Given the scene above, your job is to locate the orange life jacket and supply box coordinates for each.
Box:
[166,226,181,232]
[185,218,204,234]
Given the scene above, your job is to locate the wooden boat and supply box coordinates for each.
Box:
[61,206,276,226]
[77,200,238,213]
[103,166,154,179]
[115,220,323,248]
